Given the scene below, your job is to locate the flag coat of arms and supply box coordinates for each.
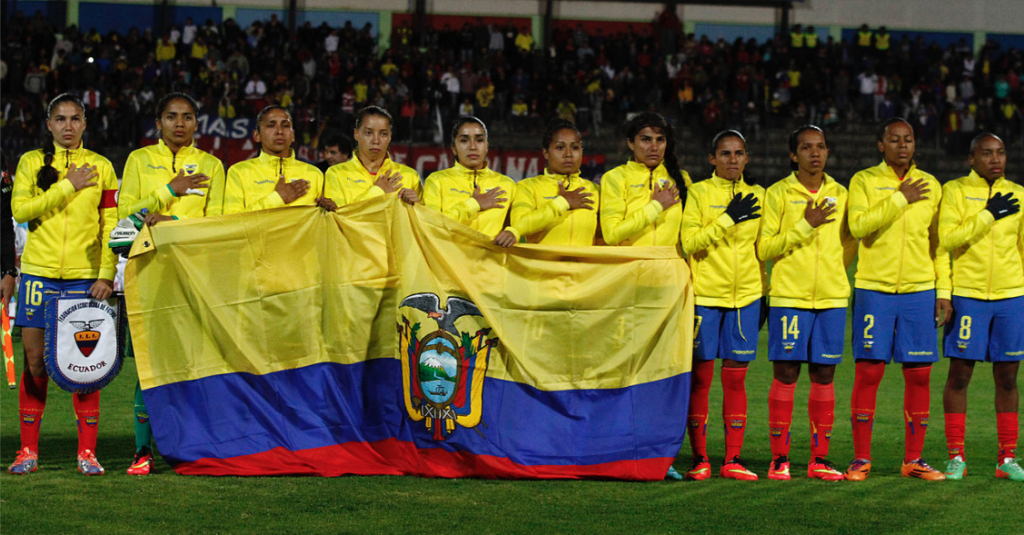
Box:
[125,195,693,480]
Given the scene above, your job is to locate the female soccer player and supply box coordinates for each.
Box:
[324,106,420,208]
[845,117,949,481]
[758,125,856,481]
[680,130,763,481]
[223,105,324,214]
[600,112,689,479]
[117,92,226,475]
[8,93,119,476]
[939,133,1024,482]
[423,116,517,246]
[600,112,689,247]
[508,119,598,246]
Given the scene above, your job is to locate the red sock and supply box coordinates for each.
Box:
[73,391,101,453]
[18,373,49,452]
[945,413,966,460]
[902,366,932,462]
[996,412,1018,460]
[687,360,714,459]
[809,382,835,460]
[851,360,885,460]
[721,366,748,461]
[768,379,796,458]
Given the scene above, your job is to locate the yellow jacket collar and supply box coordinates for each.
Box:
[626,159,666,177]
[156,138,196,159]
[784,171,836,194]
[709,172,745,188]
[352,152,393,174]
[879,160,917,180]
[257,149,296,165]
[965,169,1005,187]
[52,140,83,162]
[543,168,583,184]
[452,159,490,175]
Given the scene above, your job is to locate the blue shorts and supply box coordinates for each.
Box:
[694,299,761,362]
[943,296,1024,362]
[768,307,846,364]
[14,274,94,329]
[852,289,939,364]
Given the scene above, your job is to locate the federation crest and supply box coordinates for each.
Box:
[398,293,497,441]
[70,320,104,356]
[183,163,199,175]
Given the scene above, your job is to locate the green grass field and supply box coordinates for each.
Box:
[2,329,1022,535]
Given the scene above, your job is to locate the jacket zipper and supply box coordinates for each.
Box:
[61,149,71,277]
[172,151,177,173]
[988,183,995,297]
[650,169,657,243]
[731,180,738,305]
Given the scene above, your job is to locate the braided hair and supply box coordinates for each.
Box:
[37,93,86,191]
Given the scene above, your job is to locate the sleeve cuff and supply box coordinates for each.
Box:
[794,217,815,237]
[504,226,521,242]
[98,268,116,281]
[716,212,736,228]
[265,191,286,208]
[890,190,909,209]
[462,197,481,216]
[59,179,76,197]
[979,210,997,225]
[936,289,952,300]
[644,200,664,223]
[367,185,385,198]
[158,184,177,203]
[551,196,570,213]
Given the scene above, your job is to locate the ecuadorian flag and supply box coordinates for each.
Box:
[125,195,693,480]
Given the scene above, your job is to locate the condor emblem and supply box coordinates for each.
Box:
[398,293,497,441]
[71,320,104,356]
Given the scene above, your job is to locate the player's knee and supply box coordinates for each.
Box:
[993,372,1018,393]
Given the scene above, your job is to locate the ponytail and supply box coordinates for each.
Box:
[36,130,59,191]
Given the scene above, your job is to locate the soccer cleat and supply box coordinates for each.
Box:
[944,456,966,480]
[996,458,1024,481]
[807,457,844,481]
[665,465,683,481]
[768,455,791,481]
[8,447,38,475]
[844,458,872,481]
[720,456,758,481]
[127,448,153,476]
[684,456,711,481]
[77,449,105,476]
[901,458,946,481]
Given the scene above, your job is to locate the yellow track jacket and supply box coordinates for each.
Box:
[758,172,857,309]
[938,170,1024,300]
[223,150,324,214]
[600,160,690,246]
[848,161,950,298]
[423,161,516,237]
[118,139,226,219]
[681,173,765,308]
[12,143,118,280]
[510,170,599,245]
[324,153,421,207]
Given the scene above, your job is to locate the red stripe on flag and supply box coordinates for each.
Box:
[100,189,118,208]
[170,437,674,481]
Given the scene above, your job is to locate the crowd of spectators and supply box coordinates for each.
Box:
[2,6,1023,160]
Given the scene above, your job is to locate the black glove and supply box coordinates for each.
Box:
[724,192,761,224]
[986,192,1020,221]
